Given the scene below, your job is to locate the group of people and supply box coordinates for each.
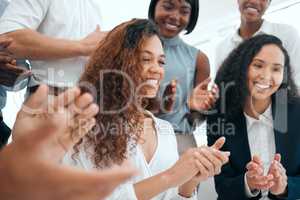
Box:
[0,0,300,200]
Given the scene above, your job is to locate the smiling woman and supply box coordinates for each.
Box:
[62,18,230,200]
[207,34,300,200]
[147,0,218,148]
[139,36,165,98]
[245,43,285,112]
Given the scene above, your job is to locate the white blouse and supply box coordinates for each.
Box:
[63,113,197,200]
[244,105,276,199]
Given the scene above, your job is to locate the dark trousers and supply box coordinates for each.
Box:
[0,115,11,150]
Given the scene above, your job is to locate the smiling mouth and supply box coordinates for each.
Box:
[254,83,271,91]
[244,5,260,15]
[145,79,159,87]
[163,22,180,31]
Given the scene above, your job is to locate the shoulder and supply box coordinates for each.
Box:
[154,117,175,134]
[288,97,300,114]
[269,21,298,32]
[215,32,237,68]
[179,39,198,58]
[267,21,300,40]
[216,32,236,48]
[196,51,209,68]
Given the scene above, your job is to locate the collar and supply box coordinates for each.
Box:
[232,20,273,43]
[244,103,273,129]
[161,36,182,47]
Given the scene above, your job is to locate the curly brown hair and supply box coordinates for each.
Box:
[74,19,161,168]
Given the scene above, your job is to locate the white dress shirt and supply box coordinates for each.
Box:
[0,0,103,87]
[243,105,276,199]
[63,112,197,200]
[215,20,300,88]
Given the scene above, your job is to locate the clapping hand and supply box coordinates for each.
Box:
[188,77,219,111]
[268,154,288,196]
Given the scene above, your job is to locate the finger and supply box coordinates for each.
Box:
[0,54,14,63]
[247,170,259,178]
[194,159,209,178]
[76,103,99,120]
[273,167,281,179]
[274,153,281,162]
[200,148,223,174]
[255,181,275,190]
[194,151,215,176]
[212,149,230,165]
[4,64,32,81]
[206,94,217,107]
[54,87,81,109]
[275,161,286,178]
[22,84,49,112]
[211,86,219,100]
[163,80,177,97]
[4,63,24,71]
[171,79,177,87]
[246,162,264,176]
[247,168,263,178]
[69,103,99,131]
[268,160,277,176]
[211,137,226,150]
[246,162,259,170]
[11,58,17,65]
[254,174,273,185]
[211,84,219,94]
[67,93,94,117]
[0,36,12,48]
[252,155,263,166]
[198,77,211,90]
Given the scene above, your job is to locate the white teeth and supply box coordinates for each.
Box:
[165,23,178,31]
[245,7,259,13]
[255,83,270,90]
[146,79,158,86]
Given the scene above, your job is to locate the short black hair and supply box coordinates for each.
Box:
[215,34,298,118]
[148,0,199,34]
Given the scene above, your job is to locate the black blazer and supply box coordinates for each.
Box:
[207,100,300,200]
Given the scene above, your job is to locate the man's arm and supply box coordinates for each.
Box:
[0,0,106,60]
[1,28,105,60]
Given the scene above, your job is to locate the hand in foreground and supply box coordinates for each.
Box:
[0,85,136,200]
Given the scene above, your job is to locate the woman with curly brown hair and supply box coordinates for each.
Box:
[63,19,230,200]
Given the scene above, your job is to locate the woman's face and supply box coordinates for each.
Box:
[247,44,285,102]
[140,35,165,98]
[154,0,191,38]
